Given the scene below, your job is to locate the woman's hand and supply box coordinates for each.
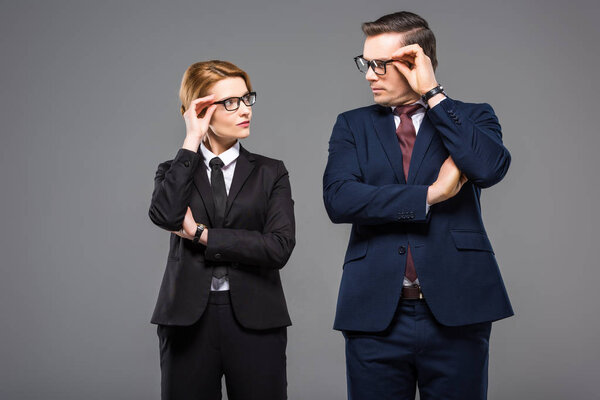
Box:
[182,95,217,152]
[171,207,208,245]
[182,207,197,236]
[171,207,197,240]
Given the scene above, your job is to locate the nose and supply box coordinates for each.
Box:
[365,65,378,82]
[238,101,251,117]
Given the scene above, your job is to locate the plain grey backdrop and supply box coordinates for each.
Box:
[1,0,599,398]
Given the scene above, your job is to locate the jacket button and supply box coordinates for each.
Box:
[398,246,406,255]
[184,160,190,167]
[214,253,222,259]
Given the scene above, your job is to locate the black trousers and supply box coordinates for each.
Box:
[157,291,287,400]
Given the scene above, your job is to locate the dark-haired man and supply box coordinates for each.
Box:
[323,11,513,400]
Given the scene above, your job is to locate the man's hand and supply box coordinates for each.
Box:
[391,44,444,107]
[427,157,468,205]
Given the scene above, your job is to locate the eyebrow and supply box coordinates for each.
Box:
[215,92,251,102]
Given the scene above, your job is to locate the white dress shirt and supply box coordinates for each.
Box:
[199,140,240,291]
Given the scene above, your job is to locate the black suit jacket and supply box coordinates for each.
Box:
[148,145,295,330]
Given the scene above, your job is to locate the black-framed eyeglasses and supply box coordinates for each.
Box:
[213,92,257,111]
[354,55,394,76]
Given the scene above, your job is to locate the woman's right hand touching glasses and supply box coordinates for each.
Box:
[182,95,217,152]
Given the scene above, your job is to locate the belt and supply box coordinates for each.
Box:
[402,285,424,300]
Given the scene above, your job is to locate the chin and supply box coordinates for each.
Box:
[373,97,393,107]
[370,92,389,106]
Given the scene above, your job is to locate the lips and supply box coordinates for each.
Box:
[237,121,250,127]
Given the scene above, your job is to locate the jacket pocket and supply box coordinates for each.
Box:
[343,240,368,265]
[450,229,494,253]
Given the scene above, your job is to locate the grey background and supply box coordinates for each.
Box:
[1,0,599,398]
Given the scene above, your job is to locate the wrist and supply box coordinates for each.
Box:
[420,82,438,96]
[182,135,202,152]
[427,92,446,109]
[199,228,208,245]
[421,84,445,103]
[427,185,442,205]
[193,223,207,244]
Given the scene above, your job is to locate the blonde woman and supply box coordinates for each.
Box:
[149,61,295,400]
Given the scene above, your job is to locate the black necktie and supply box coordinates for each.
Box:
[209,157,228,278]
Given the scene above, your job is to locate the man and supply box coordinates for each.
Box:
[323,11,513,400]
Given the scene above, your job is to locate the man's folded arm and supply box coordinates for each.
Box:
[428,98,511,189]
[323,114,430,225]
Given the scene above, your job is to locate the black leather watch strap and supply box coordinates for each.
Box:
[421,84,445,103]
[193,223,206,244]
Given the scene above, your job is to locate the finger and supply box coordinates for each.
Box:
[183,104,210,121]
[203,104,217,121]
[391,44,422,59]
[186,96,215,117]
[190,94,215,106]
[393,60,413,77]
[391,51,416,65]
[194,98,216,115]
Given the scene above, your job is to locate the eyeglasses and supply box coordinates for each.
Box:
[354,55,394,76]
[213,92,257,111]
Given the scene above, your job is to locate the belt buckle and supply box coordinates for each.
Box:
[403,284,424,300]
[411,284,424,300]
[417,285,423,299]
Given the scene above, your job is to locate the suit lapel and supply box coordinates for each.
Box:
[407,113,436,184]
[193,152,216,227]
[225,145,255,217]
[372,105,406,184]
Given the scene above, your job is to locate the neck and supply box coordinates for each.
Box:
[394,96,421,107]
[204,131,237,155]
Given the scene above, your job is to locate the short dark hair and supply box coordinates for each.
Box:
[362,11,438,71]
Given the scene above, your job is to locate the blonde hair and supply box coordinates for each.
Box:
[179,60,252,115]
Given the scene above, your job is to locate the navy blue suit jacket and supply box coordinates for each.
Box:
[323,98,514,331]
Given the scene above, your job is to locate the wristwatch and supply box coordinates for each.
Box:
[193,223,207,244]
[421,84,445,103]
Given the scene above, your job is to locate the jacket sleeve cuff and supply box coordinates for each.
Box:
[427,97,464,127]
[173,148,201,172]
[204,228,228,262]
[396,185,429,222]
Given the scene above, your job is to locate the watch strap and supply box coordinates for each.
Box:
[421,84,445,102]
[193,223,206,244]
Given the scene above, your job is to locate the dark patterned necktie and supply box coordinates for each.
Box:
[394,104,424,283]
[209,157,228,278]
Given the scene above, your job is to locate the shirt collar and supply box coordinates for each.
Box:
[391,98,428,115]
[200,140,240,168]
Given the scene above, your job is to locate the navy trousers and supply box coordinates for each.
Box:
[344,299,492,400]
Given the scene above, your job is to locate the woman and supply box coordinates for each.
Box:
[148,60,295,400]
